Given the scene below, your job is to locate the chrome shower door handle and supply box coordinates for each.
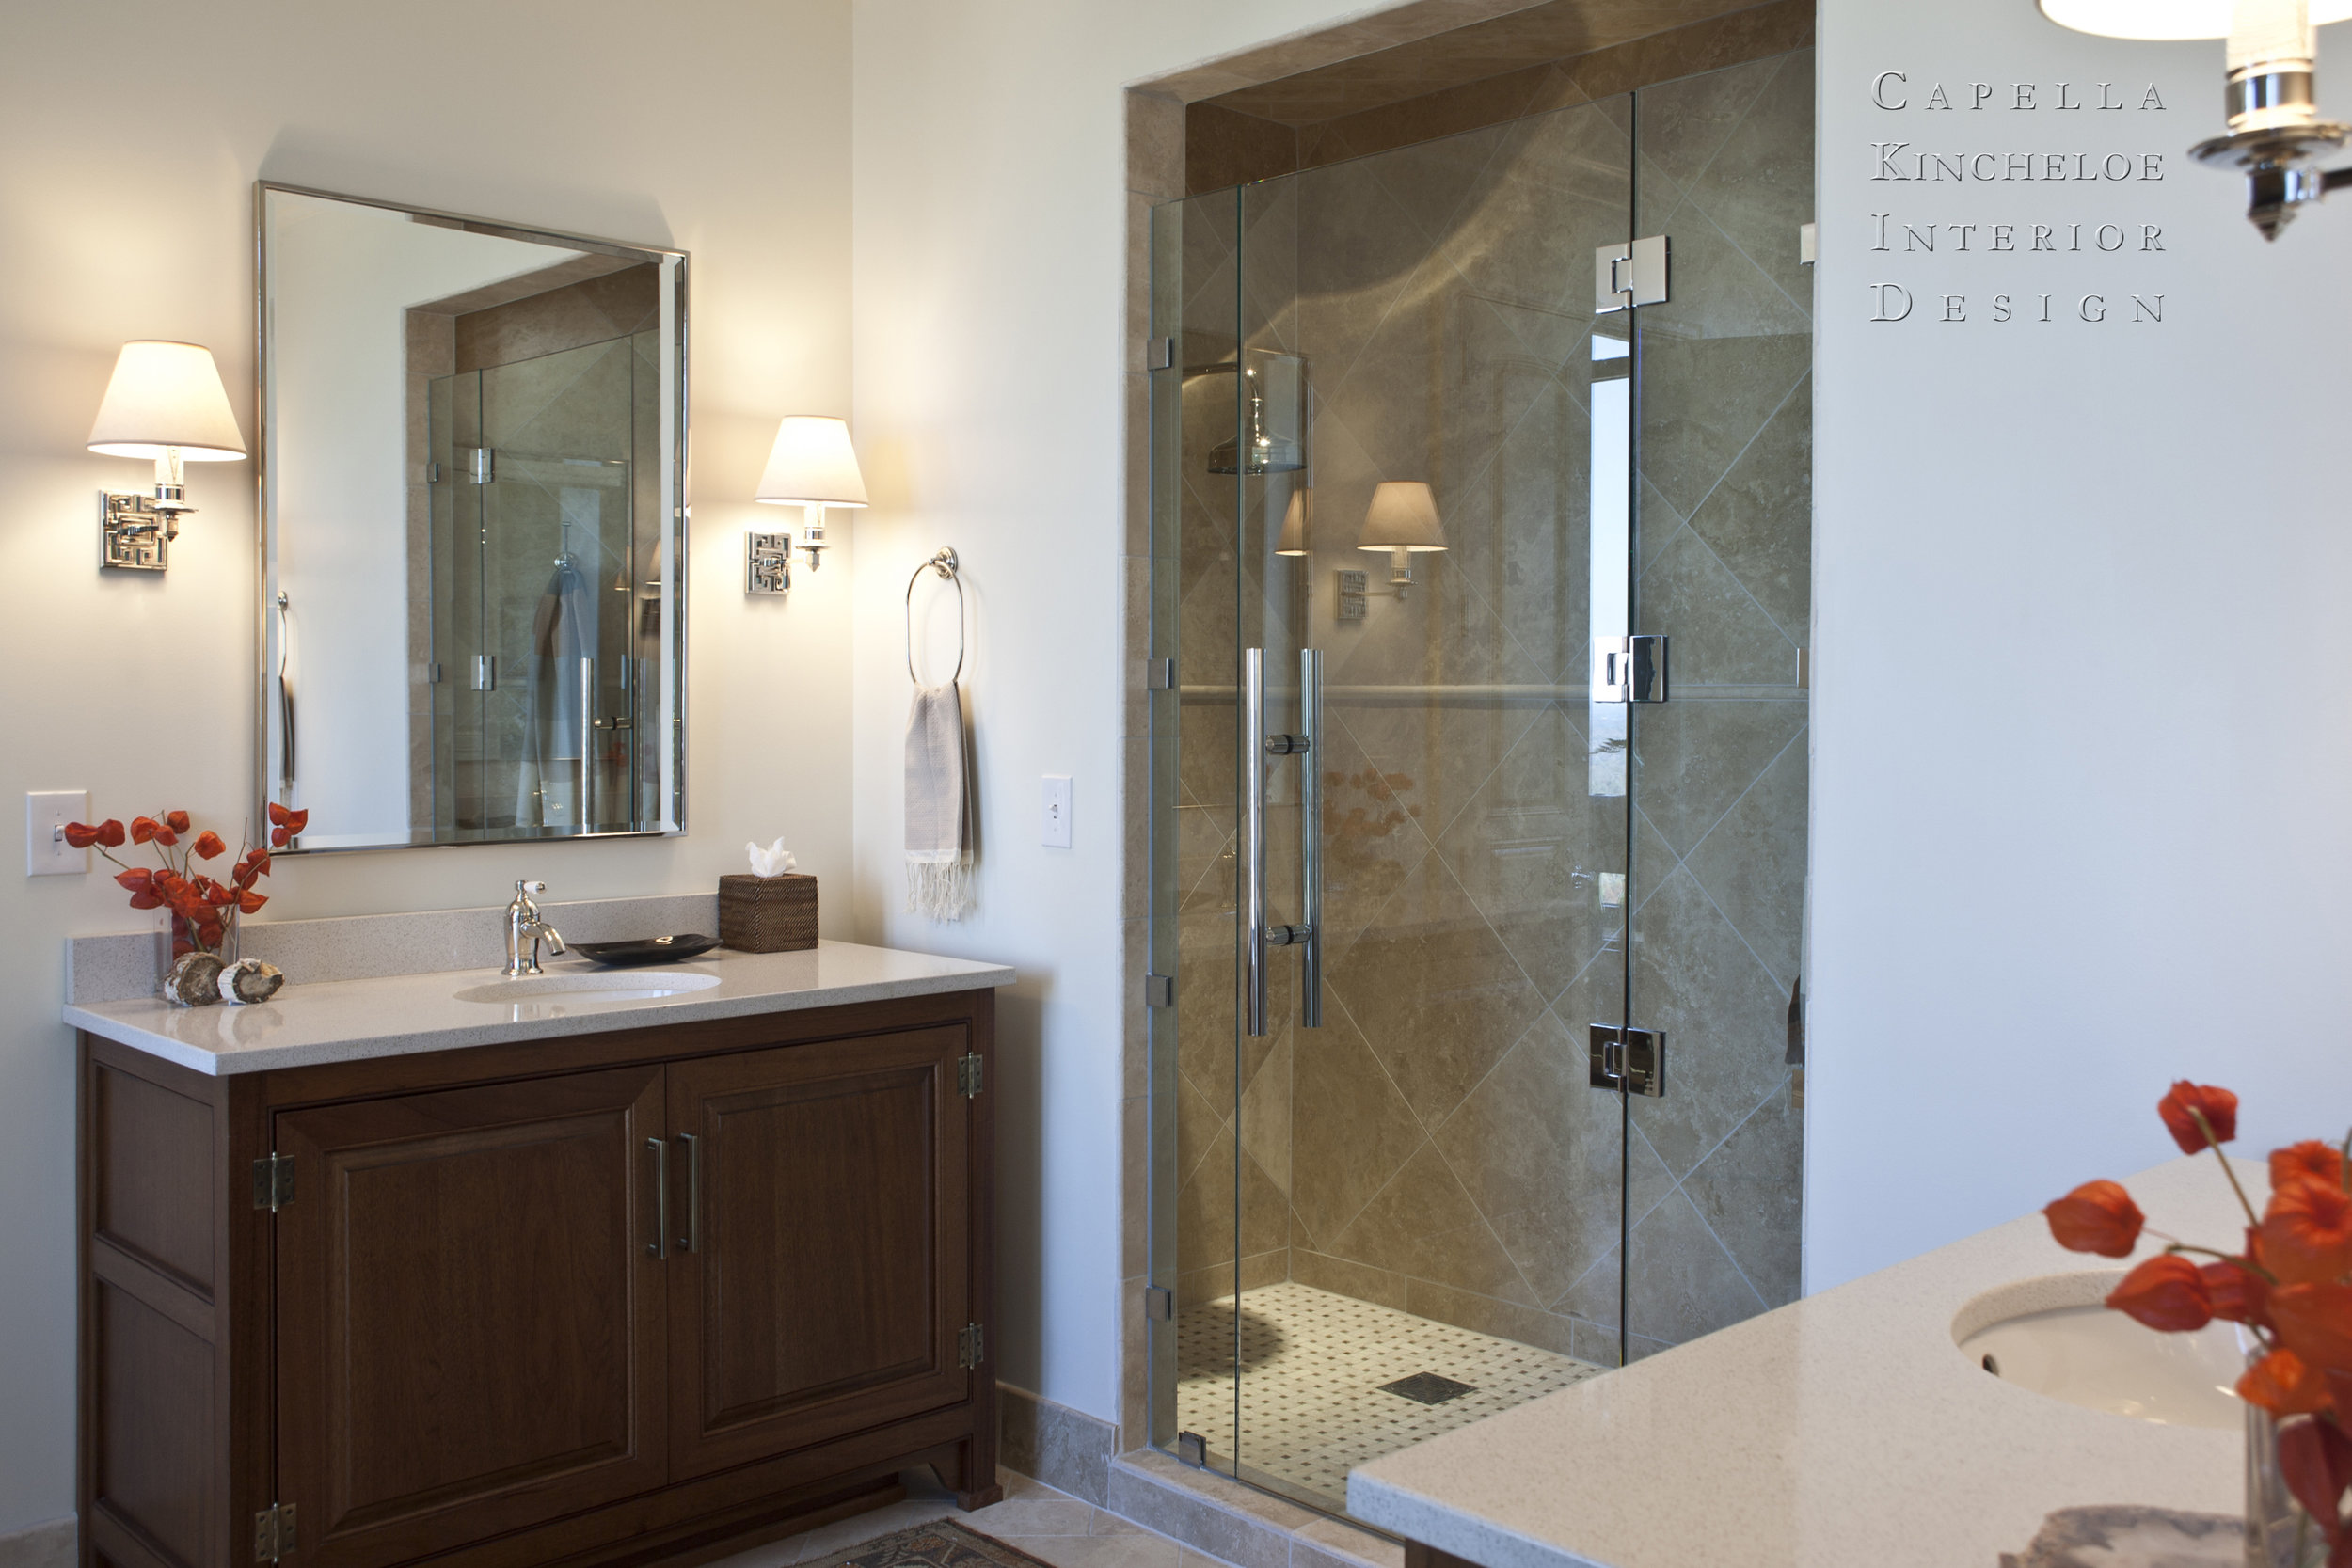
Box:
[1299,647,1323,1030]
[1243,648,1269,1037]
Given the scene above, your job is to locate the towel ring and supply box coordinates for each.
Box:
[905,548,964,685]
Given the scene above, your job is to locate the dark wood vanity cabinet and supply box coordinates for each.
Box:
[79,990,999,1568]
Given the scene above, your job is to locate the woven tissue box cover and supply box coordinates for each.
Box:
[718,874,818,952]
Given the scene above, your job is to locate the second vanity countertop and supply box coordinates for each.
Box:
[1347,1150,2255,1568]
[66,939,1016,1076]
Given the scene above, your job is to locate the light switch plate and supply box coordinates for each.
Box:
[27,790,88,876]
[1041,775,1073,848]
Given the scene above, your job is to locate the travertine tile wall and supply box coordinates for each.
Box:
[1152,46,1813,1373]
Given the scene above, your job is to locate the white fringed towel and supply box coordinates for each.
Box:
[905,683,974,920]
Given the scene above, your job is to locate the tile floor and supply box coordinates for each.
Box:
[1175,1282,1608,1506]
[706,1469,1237,1568]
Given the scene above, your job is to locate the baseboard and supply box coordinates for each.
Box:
[0,1518,74,1568]
[996,1383,1116,1506]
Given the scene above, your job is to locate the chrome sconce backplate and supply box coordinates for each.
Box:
[746,531,792,594]
[100,488,175,571]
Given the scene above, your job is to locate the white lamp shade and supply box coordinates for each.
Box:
[1276,489,1311,555]
[2037,0,2351,38]
[755,415,869,507]
[87,341,246,460]
[1359,481,1447,551]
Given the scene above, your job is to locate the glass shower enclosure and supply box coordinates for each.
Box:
[1145,47,1815,1517]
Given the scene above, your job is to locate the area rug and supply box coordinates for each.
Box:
[802,1519,1058,1568]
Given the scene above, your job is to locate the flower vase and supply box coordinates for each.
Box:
[2249,1404,2330,1568]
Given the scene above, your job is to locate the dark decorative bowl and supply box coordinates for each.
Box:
[570,934,720,968]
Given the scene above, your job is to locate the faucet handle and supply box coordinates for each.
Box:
[516,879,547,896]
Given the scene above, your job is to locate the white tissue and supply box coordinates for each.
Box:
[746,838,798,878]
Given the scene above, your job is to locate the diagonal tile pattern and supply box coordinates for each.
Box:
[1161,46,1815,1456]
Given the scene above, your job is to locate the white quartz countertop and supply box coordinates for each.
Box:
[1347,1151,2259,1568]
[66,940,1015,1075]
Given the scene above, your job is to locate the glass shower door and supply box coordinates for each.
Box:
[1620,48,1815,1357]
[427,339,643,839]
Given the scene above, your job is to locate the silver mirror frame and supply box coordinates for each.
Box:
[251,182,691,853]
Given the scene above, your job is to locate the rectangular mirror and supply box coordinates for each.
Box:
[258,183,688,851]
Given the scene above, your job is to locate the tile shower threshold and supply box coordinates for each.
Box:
[1106,1447,1406,1568]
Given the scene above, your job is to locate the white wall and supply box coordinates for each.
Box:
[1807,5,2352,1287]
[0,0,854,1536]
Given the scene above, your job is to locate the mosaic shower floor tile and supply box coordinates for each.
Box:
[1173,1281,1608,1506]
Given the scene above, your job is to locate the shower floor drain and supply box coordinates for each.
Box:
[1379,1372,1478,1405]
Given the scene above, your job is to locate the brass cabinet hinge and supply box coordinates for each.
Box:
[958,1323,986,1369]
[253,1503,296,1562]
[251,1153,294,1212]
[957,1053,984,1099]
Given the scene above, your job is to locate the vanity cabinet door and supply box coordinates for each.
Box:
[665,1026,974,1480]
[273,1066,669,1568]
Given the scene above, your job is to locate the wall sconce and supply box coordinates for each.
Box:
[753,416,868,588]
[1358,481,1447,599]
[2040,0,2352,237]
[87,341,246,572]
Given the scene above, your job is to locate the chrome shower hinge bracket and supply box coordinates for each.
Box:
[1591,635,1668,703]
[1589,1024,1665,1097]
[1595,235,1669,313]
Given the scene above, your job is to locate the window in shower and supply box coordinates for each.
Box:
[1145,43,1815,1518]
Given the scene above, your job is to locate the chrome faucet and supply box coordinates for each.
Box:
[503,880,567,977]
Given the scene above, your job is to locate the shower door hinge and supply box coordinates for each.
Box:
[1595,235,1669,313]
[252,1503,296,1562]
[958,1323,986,1369]
[250,1153,294,1212]
[1145,657,1176,690]
[958,1052,984,1099]
[1799,221,1818,265]
[1144,974,1174,1008]
[1176,1432,1209,1468]
[1144,1284,1175,1321]
[427,460,442,484]
[426,661,443,685]
[1591,635,1667,704]
[1146,337,1175,372]
[1589,1024,1665,1097]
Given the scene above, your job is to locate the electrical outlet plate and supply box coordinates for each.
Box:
[1041,775,1072,848]
[27,790,88,876]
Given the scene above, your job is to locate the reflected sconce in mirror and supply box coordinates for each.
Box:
[1276,489,1310,558]
[753,416,868,586]
[1359,481,1446,598]
[2039,0,2352,237]
[87,341,246,571]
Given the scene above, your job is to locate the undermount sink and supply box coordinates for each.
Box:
[451,970,723,1007]
[1952,1271,2248,1430]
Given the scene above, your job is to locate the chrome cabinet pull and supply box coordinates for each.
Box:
[645,1135,669,1259]
[1298,648,1323,1030]
[1243,648,1269,1037]
[676,1132,700,1254]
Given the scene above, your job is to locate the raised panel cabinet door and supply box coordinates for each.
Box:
[666,1026,974,1479]
[274,1066,668,1568]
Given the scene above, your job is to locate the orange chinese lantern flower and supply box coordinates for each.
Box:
[129,816,159,845]
[2203,1258,2273,1327]
[191,830,226,860]
[2106,1255,2215,1331]
[2158,1082,2239,1155]
[2278,1410,2352,1530]
[2044,1180,2145,1258]
[2272,1283,2352,1382]
[2265,1179,2352,1287]
[164,810,189,833]
[2276,1141,2348,1194]
[2239,1348,2334,1417]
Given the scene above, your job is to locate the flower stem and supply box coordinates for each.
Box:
[2194,1108,2262,1229]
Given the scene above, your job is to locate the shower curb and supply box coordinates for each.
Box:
[1103,1449,1403,1568]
